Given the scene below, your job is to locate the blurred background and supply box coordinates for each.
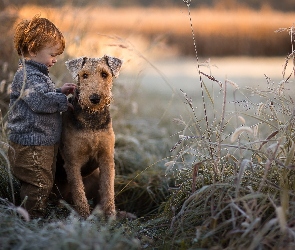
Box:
[0,0,294,126]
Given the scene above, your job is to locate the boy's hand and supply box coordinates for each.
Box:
[61,83,76,96]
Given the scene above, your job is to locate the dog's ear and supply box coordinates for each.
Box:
[65,57,88,81]
[104,55,123,78]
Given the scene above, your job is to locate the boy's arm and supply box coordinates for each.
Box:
[21,75,68,113]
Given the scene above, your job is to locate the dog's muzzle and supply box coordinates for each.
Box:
[89,94,101,104]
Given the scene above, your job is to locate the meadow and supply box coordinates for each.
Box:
[1,3,295,249]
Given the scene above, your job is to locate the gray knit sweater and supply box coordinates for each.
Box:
[7,60,68,146]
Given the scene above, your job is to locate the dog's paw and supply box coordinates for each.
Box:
[75,204,90,219]
[79,209,90,219]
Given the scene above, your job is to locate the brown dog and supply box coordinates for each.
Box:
[54,55,122,218]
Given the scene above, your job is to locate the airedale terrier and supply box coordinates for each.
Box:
[54,55,122,218]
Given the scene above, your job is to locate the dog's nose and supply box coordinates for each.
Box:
[89,94,101,104]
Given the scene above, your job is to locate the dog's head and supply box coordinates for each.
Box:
[65,55,122,111]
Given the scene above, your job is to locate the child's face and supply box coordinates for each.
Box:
[29,43,62,68]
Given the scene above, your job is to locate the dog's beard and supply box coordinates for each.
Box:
[78,94,113,113]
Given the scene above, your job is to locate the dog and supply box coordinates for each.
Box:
[54,55,122,218]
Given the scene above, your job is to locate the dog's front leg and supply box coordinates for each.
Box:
[98,153,116,217]
[64,164,90,218]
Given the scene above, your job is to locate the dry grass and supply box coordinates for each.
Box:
[133,5,295,246]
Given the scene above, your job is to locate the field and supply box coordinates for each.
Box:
[1,4,295,249]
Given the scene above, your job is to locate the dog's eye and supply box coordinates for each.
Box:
[101,71,109,79]
[82,73,89,79]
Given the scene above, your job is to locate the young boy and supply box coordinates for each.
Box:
[7,15,76,219]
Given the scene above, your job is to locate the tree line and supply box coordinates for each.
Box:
[1,0,295,11]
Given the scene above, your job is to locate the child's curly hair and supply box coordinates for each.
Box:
[14,15,65,56]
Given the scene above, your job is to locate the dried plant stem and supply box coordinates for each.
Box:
[258,139,281,193]
[184,0,214,167]
[291,26,295,78]
[218,81,227,172]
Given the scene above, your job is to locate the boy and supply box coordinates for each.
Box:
[7,15,76,219]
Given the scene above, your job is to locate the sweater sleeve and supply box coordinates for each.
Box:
[21,74,68,114]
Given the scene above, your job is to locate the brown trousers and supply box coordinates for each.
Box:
[8,141,58,219]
